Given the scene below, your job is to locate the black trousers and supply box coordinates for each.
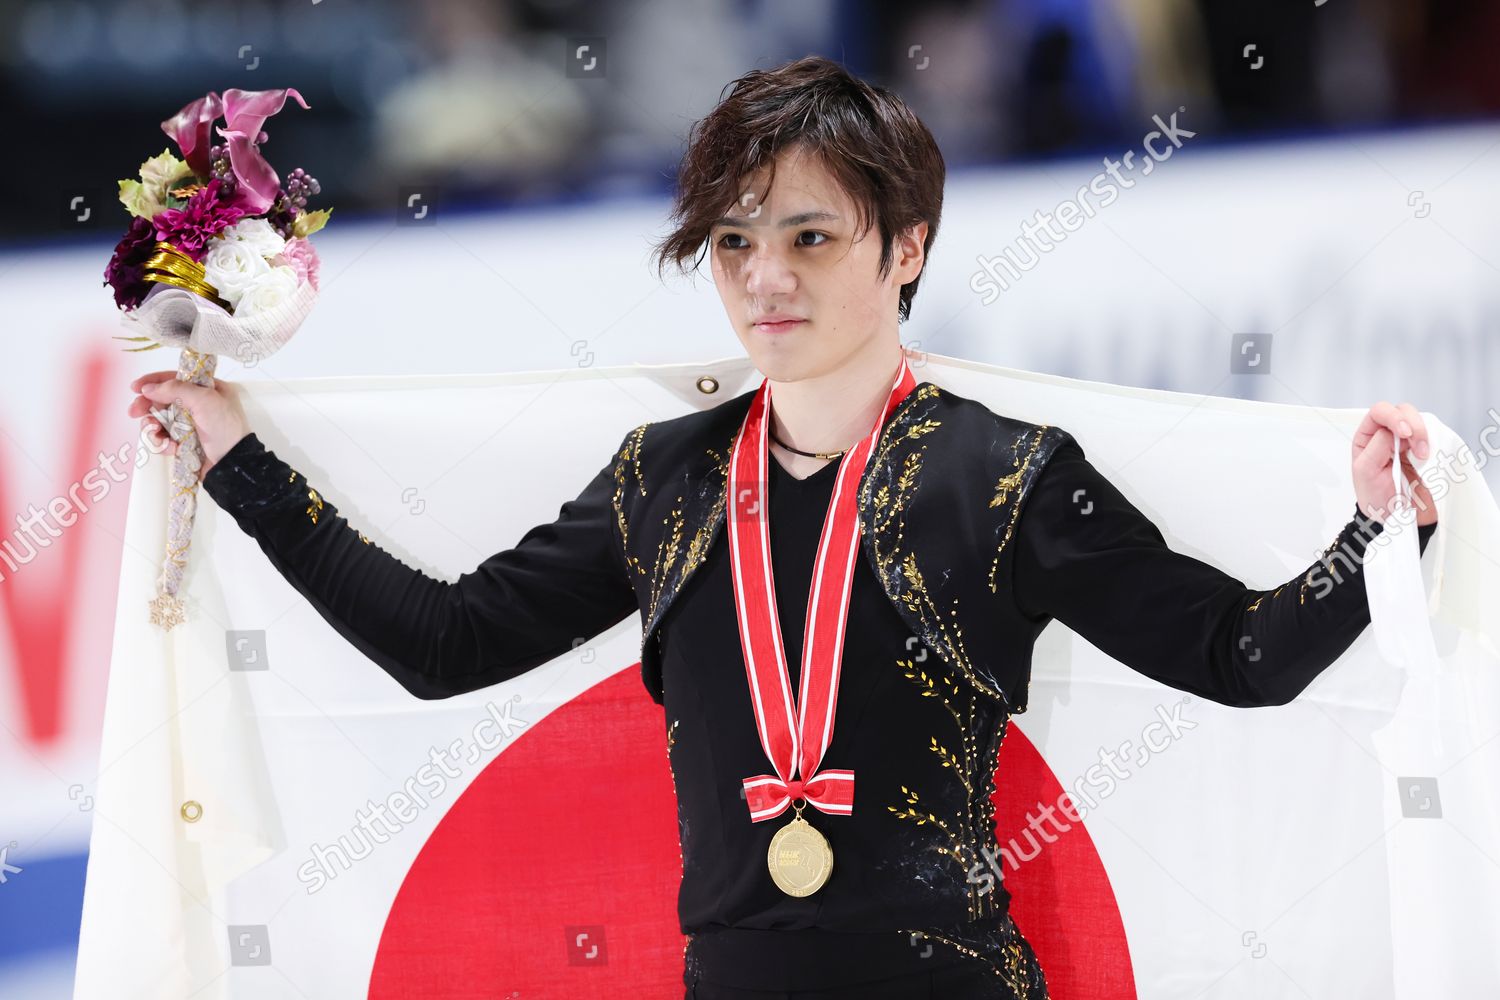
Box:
[685,958,1039,999]
[682,914,1049,999]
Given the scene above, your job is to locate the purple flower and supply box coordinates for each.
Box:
[159,88,311,215]
[160,92,224,179]
[102,216,159,311]
[216,88,311,215]
[152,178,248,260]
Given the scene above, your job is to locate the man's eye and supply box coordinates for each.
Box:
[717,231,829,250]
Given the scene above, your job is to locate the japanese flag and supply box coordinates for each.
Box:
[77,354,1500,999]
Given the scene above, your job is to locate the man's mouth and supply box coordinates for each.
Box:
[752,317,806,334]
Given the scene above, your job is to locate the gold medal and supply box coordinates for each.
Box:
[766,804,833,897]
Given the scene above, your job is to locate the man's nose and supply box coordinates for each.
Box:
[744,247,796,297]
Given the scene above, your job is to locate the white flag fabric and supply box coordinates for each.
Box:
[76,353,1500,999]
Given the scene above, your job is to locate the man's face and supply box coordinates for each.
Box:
[709,146,926,382]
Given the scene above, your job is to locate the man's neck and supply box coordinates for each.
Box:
[767,342,905,477]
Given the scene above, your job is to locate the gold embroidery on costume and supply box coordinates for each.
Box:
[1247,586,1283,613]
[666,718,684,871]
[611,421,678,625]
[987,425,1052,593]
[612,421,735,637]
[612,424,662,576]
[305,487,323,525]
[611,422,649,573]
[901,913,1047,997]
[887,655,1007,923]
[859,388,1008,705]
[1297,530,1346,605]
[677,438,732,597]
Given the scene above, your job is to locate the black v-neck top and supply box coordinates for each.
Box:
[201,429,1435,993]
[762,454,843,687]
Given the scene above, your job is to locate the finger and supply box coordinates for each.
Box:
[1396,402,1430,460]
[1399,442,1438,489]
[140,419,174,455]
[1390,448,1436,515]
[1352,400,1400,449]
[127,394,166,419]
[1401,452,1438,519]
[1398,448,1420,484]
[140,379,207,405]
[1354,426,1395,475]
[130,370,181,392]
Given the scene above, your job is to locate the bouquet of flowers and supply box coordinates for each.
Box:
[104,87,329,629]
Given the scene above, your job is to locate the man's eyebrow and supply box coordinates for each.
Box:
[711,210,841,229]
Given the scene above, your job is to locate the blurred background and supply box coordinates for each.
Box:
[3,0,1499,995]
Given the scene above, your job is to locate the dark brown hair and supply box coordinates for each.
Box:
[651,55,945,323]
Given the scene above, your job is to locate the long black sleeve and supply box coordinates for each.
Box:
[1013,438,1436,708]
[201,431,639,700]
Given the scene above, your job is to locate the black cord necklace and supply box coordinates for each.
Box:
[770,429,847,460]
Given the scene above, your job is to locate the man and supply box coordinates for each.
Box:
[129,56,1437,1000]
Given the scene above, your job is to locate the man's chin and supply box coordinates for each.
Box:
[749,351,815,384]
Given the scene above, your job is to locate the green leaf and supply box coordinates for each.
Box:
[291,207,332,239]
[119,148,194,218]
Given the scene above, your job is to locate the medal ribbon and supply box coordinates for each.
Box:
[729,356,917,822]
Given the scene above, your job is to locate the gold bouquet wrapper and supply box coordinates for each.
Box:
[141,242,234,312]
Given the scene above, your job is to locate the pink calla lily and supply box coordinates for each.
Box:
[160,92,224,178]
[221,87,310,140]
[215,87,312,215]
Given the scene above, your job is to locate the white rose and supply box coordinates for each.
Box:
[236,264,300,318]
[202,239,271,307]
[217,217,287,259]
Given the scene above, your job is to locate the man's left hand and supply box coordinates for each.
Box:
[1352,401,1437,526]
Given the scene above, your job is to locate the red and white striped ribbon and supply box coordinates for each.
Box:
[728,356,917,822]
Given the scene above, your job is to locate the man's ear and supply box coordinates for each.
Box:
[897,221,929,279]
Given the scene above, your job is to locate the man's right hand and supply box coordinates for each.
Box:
[127,371,252,477]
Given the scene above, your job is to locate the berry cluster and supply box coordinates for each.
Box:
[284,167,322,209]
[207,139,322,238]
[208,141,238,200]
[269,168,322,238]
